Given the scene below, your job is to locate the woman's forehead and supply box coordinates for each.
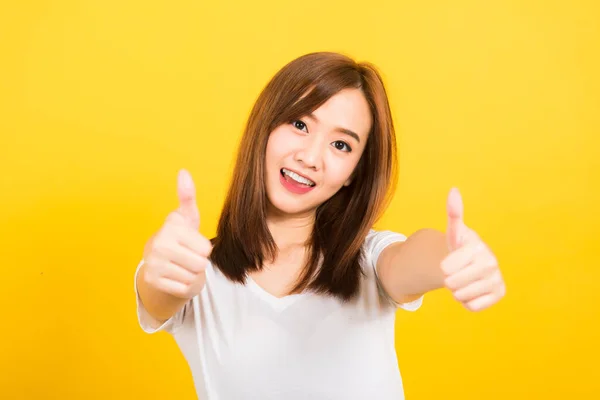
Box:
[310,89,372,140]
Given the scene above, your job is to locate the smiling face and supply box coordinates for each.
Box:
[264,88,373,217]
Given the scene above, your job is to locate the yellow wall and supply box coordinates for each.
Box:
[1,1,598,398]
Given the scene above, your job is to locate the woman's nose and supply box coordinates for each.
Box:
[295,135,324,171]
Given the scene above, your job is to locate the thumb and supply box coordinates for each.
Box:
[446,187,465,251]
[177,169,200,230]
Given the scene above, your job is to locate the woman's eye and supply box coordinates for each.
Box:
[332,141,352,152]
[292,120,308,132]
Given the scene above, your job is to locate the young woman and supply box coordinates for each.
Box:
[135,52,506,399]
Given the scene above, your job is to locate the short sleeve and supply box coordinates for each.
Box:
[364,229,424,311]
[134,259,189,334]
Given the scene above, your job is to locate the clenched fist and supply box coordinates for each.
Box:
[140,169,213,299]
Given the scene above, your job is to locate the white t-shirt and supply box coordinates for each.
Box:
[134,229,423,400]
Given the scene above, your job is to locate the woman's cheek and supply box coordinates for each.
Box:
[329,155,358,187]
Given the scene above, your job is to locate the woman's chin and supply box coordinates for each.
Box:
[266,198,317,219]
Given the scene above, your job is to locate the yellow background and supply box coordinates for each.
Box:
[1,0,598,399]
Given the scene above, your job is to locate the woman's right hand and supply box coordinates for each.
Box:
[140,169,213,300]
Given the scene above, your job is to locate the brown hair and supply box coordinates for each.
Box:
[210,52,397,301]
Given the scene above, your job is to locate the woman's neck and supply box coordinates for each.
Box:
[266,209,315,254]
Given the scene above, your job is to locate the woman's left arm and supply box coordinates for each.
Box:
[377,188,506,312]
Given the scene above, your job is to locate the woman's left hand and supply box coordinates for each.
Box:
[441,188,506,312]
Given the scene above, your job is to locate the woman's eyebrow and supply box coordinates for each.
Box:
[305,113,361,143]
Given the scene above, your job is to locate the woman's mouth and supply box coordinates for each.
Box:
[279,168,316,194]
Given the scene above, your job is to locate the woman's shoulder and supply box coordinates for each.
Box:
[363,228,407,259]
[361,228,424,311]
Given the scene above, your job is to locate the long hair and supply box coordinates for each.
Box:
[210,52,397,301]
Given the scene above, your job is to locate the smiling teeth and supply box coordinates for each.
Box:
[282,168,315,186]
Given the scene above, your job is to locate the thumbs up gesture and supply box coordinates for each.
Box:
[441,188,505,311]
[141,169,213,299]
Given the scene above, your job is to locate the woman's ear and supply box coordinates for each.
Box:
[345,159,363,187]
[344,170,356,186]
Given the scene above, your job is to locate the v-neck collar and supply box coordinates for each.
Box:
[246,276,308,312]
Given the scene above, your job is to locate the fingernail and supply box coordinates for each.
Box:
[179,169,192,189]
